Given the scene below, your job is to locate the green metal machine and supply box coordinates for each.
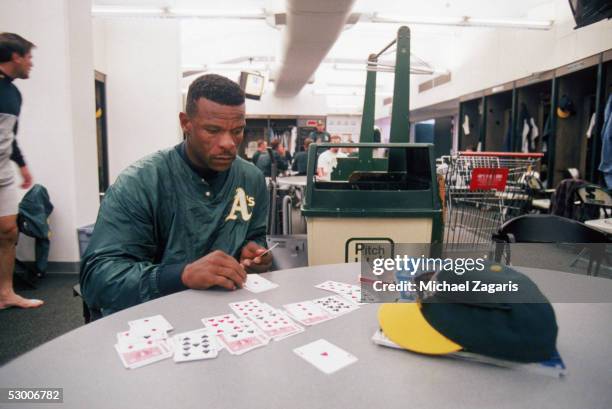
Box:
[302,26,443,266]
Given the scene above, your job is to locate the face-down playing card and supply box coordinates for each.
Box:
[114,339,172,369]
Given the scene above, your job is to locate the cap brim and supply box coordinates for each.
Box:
[378,303,462,355]
[557,107,570,118]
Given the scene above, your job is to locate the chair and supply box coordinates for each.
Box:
[493,214,610,276]
[73,224,94,323]
[575,184,612,219]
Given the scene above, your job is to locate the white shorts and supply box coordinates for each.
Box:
[0,183,20,217]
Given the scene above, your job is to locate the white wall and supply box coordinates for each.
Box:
[409,1,612,110]
[93,18,182,183]
[2,0,99,263]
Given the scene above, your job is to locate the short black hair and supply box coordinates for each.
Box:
[186,74,245,117]
[0,33,35,63]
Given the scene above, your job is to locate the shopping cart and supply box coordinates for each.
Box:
[441,151,544,245]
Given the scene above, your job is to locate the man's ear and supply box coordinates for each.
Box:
[179,112,191,134]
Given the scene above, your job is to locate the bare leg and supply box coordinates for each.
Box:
[0,214,44,309]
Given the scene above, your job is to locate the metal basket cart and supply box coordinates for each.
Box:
[441,151,544,245]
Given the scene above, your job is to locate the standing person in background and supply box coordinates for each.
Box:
[251,139,267,166]
[291,137,313,175]
[308,120,330,143]
[277,140,292,166]
[598,94,612,188]
[317,135,346,181]
[254,138,288,177]
[0,33,42,309]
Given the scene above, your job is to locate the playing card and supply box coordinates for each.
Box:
[229,300,303,340]
[128,314,173,332]
[172,328,219,362]
[249,309,304,340]
[229,299,267,318]
[312,295,360,317]
[244,274,278,293]
[293,339,358,374]
[117,326,168,346]
[315,280,358,294]
[114,339,172,369]
[315,281,367,305]
[283,301,334,326]
[371,329,403,349]
[201,313,269,355]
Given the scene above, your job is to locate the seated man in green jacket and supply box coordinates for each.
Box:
[80,74,271,317]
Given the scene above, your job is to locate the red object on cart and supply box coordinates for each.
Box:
[470,168,509,191]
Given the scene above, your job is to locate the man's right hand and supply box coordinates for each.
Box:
[181,250,246,290]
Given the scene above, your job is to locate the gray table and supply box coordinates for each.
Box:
[1,263,611,409]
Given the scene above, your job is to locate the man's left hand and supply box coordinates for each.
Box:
[19,166,32,189]
[240,241,273,274]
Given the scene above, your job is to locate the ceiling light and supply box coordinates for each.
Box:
[92,6,266,19]
[315,88,393,97]
[333,63,434,75]
[375,14,465,26]
[92,6,164,16]
[372,13,553,30]
[169,9,265,19]
[467,18,553,29]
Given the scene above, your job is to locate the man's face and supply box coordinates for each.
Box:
[316,123,324,132]
[180,98,245,172]
[330,136,341,153]
[13,51,33,79]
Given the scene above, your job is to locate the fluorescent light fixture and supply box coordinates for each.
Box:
[92,6,266,19]
[315,88,393,97]
[375,14,465,26]
[314,88,366,96]
[373,13,553,30]
[169,8,265,19]
[326,82,387,88]
[182,64,270,72]
[333,63,434,75]
[467,18,553,29]
[92,6,164,16]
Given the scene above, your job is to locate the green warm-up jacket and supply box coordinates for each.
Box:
[80,144,268,315]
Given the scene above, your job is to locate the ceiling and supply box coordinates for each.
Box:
[92,0,558,101]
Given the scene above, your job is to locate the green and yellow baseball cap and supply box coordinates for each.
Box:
[378,263,558,362]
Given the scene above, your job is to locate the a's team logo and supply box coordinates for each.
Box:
[225,187,256,222]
